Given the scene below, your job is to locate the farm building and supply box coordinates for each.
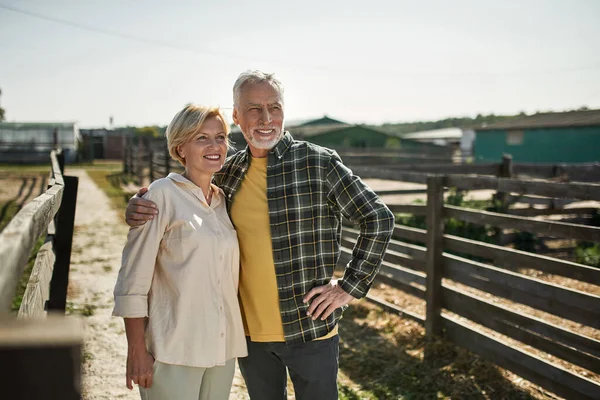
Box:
[401,127,475,160]
[0,122,81,163]
[79,128,135,160]
[474,109,600,163]
[230,116,394,150]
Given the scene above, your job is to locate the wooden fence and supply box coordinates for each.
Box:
[0,149,81,399]
[340,171,600,399]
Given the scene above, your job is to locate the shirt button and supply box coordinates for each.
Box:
[219,254,223,260]
[220,306,223,311]
[217,279,221,284]
[221,333,225,338]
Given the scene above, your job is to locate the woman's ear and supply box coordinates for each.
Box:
[177,145,185,159]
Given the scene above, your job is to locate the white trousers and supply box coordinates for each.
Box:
[139,358,235,400]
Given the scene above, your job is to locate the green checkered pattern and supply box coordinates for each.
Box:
[214,132,395,344]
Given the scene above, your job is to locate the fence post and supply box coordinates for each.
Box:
[47,175,79,312]
[425,175,446,340]
[122,137,129,174]
[57,150,65,175]
[497,154,513,209]
[0,316,82,400]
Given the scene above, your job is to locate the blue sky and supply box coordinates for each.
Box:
[1,0,599,128]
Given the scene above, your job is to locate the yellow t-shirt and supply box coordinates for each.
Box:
[230,156,337,342]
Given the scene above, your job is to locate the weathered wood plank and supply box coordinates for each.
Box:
[445,205,600,243]
[446,175,600,201]
[443,287,600,374]
[507,194,578,208]
[365,294,425,324]
[444,254,600,329]
[505,207,598,217]
[340,247,426,297]
[18,238,55,318]
[0,184,64,313]
[425,176,445,338]
[350,166,428,183]
[379,163,499,175]
[0,315,82,400]
[443,234,600,285]
[48,176,79,312]
[393,224,428,244]
[50,150,64,186]
[387,204,427,216]
[343,228,426,272]
[442,315,600,400]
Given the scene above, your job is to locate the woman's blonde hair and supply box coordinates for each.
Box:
[166,105,230,166]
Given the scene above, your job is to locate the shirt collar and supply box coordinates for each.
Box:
[167,172,224,203]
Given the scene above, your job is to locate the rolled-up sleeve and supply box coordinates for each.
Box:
[112,189,168,317]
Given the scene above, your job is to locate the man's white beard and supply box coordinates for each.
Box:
[246,131,283,150]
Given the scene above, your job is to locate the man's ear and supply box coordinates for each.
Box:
[232,108,239,125]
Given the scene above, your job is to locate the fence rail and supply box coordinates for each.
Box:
[340,170,600,399]
[0,149,81,398]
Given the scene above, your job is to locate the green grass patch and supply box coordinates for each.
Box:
[11,236,46,313]
[85,169,133,215]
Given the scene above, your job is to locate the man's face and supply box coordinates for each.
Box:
[233,81,284,157]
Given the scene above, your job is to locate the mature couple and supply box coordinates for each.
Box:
[113,70,395,400]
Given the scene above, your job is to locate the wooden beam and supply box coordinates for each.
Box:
[350,166,428,183]
[425,176,446,339]
[387,204,427,216]
[0,315,82,400]
[443,234,600,285]
[442,287,600,374]
[18,238,55,318]
[365,294,425,324]
[0,185,64,313]
[443,254,600,329]
[442,315,600,400]
[446,175,600,201]
[445,205,600,243]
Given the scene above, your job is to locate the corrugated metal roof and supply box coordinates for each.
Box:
[476,109,600,130]
[401,127,464,140]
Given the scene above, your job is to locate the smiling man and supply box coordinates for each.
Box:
[125,70,395,400]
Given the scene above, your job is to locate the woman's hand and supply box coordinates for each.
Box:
[126,345,155,389]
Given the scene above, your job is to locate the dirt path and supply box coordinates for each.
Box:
[65,169,248,399]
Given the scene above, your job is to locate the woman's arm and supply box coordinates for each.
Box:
[124,318,155,390]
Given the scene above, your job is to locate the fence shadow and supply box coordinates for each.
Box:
[338,302,537,399]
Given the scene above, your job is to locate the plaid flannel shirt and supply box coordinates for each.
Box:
[214,132,395,344]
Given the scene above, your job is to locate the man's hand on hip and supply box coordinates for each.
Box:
[303,280,354,321]
[125,187,158,227]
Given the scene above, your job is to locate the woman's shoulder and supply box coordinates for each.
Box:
[144,177,179,201]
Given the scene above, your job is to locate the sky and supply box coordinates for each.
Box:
[1,0,599,129]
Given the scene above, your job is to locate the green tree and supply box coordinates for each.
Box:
[0,88,5,121]
[134,126,160,138]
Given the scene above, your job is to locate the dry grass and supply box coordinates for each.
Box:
[337,300,554,399]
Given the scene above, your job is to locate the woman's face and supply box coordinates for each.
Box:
[178,117,228,175]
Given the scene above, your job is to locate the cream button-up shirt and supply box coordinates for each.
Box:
[113,173,247,367]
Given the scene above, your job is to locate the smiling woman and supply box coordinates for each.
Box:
[112,105,247,400]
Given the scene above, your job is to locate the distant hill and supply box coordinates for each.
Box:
[370,108,590,136]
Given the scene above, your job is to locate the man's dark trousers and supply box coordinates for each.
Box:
[238,335,339,400]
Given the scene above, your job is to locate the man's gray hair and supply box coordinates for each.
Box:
[233,70,284,107]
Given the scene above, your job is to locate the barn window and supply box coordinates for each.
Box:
[506,130,524,145]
